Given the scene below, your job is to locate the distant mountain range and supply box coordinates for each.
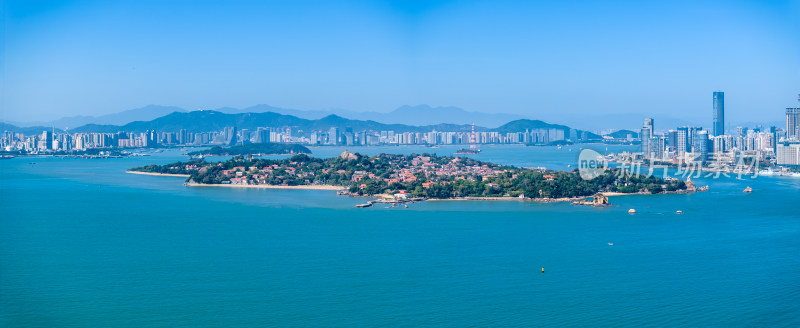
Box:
[211,104,527,128]
[9,105,186,130]
[0,123,64,135]
[10,104,526,130]
[8,103,786,134]
[606,129,640,139]
[1,108,632,140]
[62,110,587,136]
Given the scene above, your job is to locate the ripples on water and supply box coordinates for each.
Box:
[1,145,798,327]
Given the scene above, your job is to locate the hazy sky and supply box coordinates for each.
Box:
[2,0,799,124]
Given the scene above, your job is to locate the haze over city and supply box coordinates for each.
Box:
[3,0,799,128]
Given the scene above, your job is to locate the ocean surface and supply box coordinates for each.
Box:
[2,144,799,327]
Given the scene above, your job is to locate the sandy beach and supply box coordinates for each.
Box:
[126,170,191,178]
[599,192,630,196]
[184,182,345,191]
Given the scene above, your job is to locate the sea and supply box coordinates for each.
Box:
[1,144,799,327]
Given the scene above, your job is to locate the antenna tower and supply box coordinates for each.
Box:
[469,123,477,151]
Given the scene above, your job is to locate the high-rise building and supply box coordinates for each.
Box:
[676,127,689,155]
[736,126,747,137]
[713,91,724,136]
[328,127,340,145]
[643,118,654,132]
[223,126,237,145]
[255,128,270,143]
[787,107,800,140]
[776,140,800,166]
[641,118,654,155]
[40,131,54,150]
[692,130,710,163]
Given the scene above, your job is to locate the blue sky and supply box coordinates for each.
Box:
[2,0,799,125]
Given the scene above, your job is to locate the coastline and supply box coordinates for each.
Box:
[600,192,630,196]
[126,170,191,177]
[128,169,689,200]
[184,182,345,191]
[427,196,584,203]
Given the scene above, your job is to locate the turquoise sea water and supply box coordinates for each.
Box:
[1,145,799,327]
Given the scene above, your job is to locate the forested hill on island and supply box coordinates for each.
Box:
[129,151,687,200]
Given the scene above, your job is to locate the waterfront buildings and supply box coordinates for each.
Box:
[633,92,799,170]
[776,140,800,166]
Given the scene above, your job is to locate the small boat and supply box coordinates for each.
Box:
[355,203,373,208]
[404,205,408,208]
[608,243,614,246]
[743,186,752,193]
[455,148,480,154]
[628,209,636,214]
[676,210,683,214]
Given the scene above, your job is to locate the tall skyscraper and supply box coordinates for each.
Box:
[787,107,800,140]
[40,130,54,150]
[676,127,689,155]
[693,130,710,163]
[223,126,237,145]
[666,129,678,152]
[643,118,654,132]
[328,127,340,145]
[713,91,724,136]
[641,118,654,155]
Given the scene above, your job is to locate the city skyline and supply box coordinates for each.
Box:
[3,0,799,124]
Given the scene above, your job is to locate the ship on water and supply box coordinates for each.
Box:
[455,148,480,154]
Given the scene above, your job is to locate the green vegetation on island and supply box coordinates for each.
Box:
[130,151,686,199]
[187,143,311,156]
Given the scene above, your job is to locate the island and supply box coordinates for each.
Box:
[129,151,689,203]
[187,143,311,157]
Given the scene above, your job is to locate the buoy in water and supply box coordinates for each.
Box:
[628,209,636,214]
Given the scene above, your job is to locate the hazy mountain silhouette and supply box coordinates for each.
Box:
[0,123,65,135]
[66,111,602,139]
[12,105,186,130]
[493,119,571,134]
[210,104,525,128]
[68,111,481,134]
